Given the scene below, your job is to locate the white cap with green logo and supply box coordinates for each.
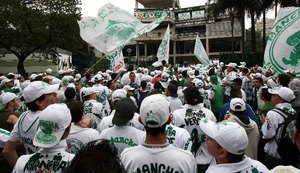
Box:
[33,104,71,148]
[23,81,59,103]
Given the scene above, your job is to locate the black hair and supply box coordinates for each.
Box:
[66,100,84,123]
[277,73,290,87]
[227,152,245,163]
[183,87,202,105]
[232,78,242,86]
[194,70,200,77]
[140,81,147,89]
[145,123,167,137]
[169,80,178,87]
[25,94,46,111]
[106,80,114,89]
[208,68,215,76]
[260,88,272,101]
[167,83,178,97]
[253,77,263,84]
[67,139,125,173]
[181,70,188,78]
[162,60,166,66]
[64,87,76,100]
[242,68,249,74]
[230,88,242,98]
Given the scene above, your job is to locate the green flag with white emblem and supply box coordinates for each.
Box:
[78,3,166,60]
[263,7,300,77]
[194,35,210,66]
[157,25,170,63]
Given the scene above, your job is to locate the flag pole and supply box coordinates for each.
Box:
[86,54,107,73]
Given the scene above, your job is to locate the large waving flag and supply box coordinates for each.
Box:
[263,7,300,77]
[194,35,210,66]
[111,51,125,73]
[78,3,166,60]
[157,25,170,63]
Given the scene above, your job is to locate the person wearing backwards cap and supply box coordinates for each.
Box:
[172,86,216,172]
[261,86,296,169]
[12,103,74,173]
[2,81,59,167]
[121,94,197,173]
[97,89,144,133]
[225,98,260,159]
[99,97,144,154]
[199,118,269,173]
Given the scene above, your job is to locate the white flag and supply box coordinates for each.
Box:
[194,35,210,66]
[112,51,125,73]
[263,7,300,77]
[157,25,170,63]
[78,3,166,60]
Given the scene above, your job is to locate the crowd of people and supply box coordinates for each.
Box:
[0,60,299,173]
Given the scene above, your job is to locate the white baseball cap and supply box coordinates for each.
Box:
[285,68,296,75]
[200,118,248,155]
[94,74,103,81]
[0,92,17,104]
[23,81,59,103]
[45,68,52,75]
[268,87,296,102]
[226,63,237,68]
[0,92,17,110]
[140,94,170,128]
[112,89,127,102]
[123,85,135,91]
[33,104,71,148]
[1,78,12,86]
[230,98,246,111]
[83,87,96,97]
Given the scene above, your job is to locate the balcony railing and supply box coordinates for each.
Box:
[134,8,175,21]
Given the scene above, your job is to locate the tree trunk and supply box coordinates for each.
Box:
[250,11,256,53]
[275,0,278,17]
[263,7,266,52]
[241,0,245,59]
[17,57,26,76]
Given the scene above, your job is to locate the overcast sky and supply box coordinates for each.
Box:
[80,0,276,28]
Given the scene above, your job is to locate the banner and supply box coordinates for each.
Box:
[194,35,210,66]
[112,51,125,73]
[263,7,300,77]
[157,25,170,63]
[78,3,166,60]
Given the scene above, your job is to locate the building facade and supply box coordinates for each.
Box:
[122,0,243,66]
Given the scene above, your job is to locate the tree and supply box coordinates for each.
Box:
[0,0,84,75]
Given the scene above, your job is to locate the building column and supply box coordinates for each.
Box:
[136,42,140,66]
[144,43,147,66]
[135,1,138,8]
[173,40,176,65]
[206,37,209,59]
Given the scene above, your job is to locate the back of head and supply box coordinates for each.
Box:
[183,86,202,105]
[68,140,125,173]
[140,94,170,135]
[112,97,136,126]
[65,87,76,100]
[66,100,84,123]
[167,83,178,97]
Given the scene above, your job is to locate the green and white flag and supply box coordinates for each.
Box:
[264,7,300,77]
[111,51,125,73]
[194,35,210,66]
[157,25,170,63]
[78,3,166,60]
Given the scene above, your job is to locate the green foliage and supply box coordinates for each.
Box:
[0,0,88,75]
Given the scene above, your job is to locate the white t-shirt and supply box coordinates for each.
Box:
[172,104,216,165]
[167,96,183,113]
[83,99,103,128]
[9,110,41,154]
[206,156,269,173]
[99,126,145,154]
[66,124,100,154]
[97,111,144,133]
[166,124,191,150]
[121,143,197,173]
[261,103,296,159]
[13,140,74,173]
[0,128,10,148]
[92,84,111,117]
